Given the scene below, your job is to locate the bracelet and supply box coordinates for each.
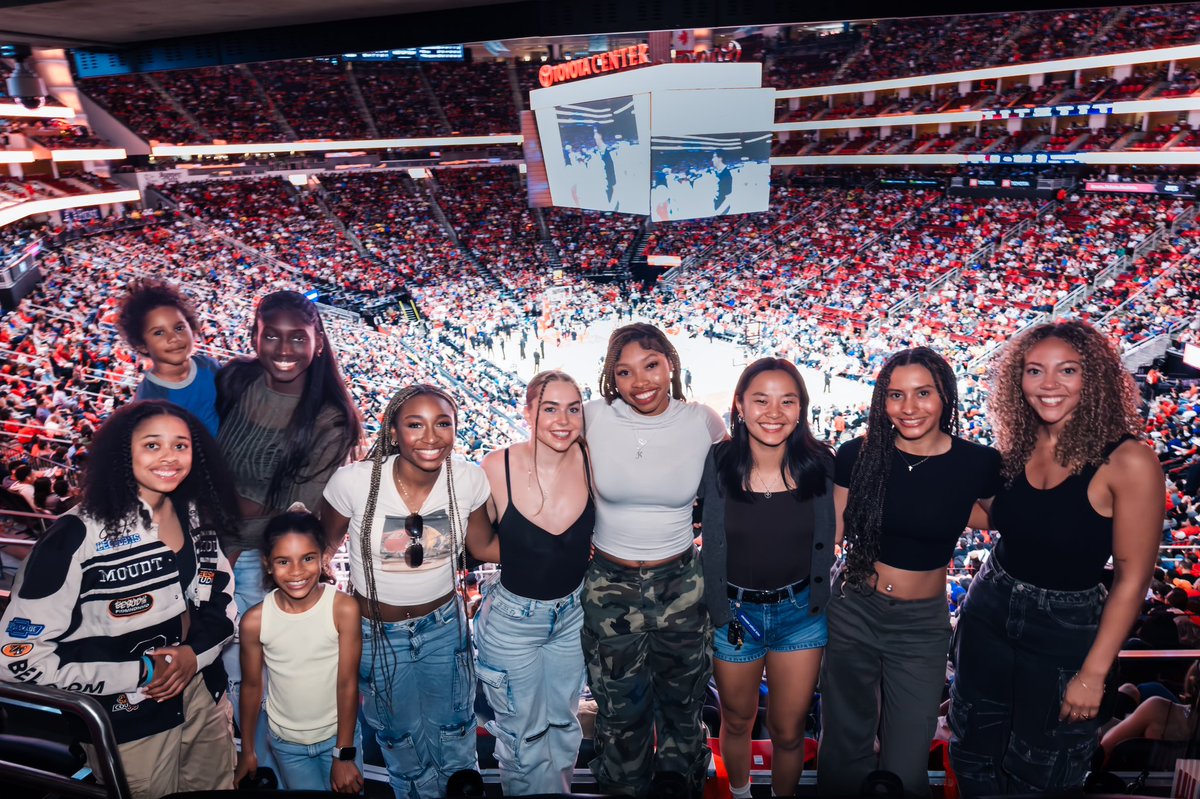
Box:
[141,655,154,686]
[1075,674,1092,690]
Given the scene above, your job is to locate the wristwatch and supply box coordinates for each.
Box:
[334,746,357,762]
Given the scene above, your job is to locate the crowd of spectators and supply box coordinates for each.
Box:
[76,75,203,143]
[152,66,287,142]
[423,62,519,135]
[62,4,1200,151]
[248,60,373,140]
[352,63,444,137]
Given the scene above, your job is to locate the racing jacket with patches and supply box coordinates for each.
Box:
[0,500,235,743]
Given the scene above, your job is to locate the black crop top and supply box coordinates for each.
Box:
[992,437,1134,591]
[497,448,596,600]
[835,436,1002,571]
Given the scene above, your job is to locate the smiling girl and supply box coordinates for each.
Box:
[216,291,362,611]
[949,321,1164,797]
[698,359,834,798]
[216,290,361,772]
[0,401,239,799]
[582,323,726,798]
[817,348,1001,798]
[235,508,363,793]
[468,370,595,796]
[322,384,492,799]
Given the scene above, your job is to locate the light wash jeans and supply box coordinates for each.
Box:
[223,554,277,778]
[360,597,477,799]
[267,723,363,792]
[475,581,585,796]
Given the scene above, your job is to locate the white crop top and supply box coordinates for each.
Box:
[323,456,490,605]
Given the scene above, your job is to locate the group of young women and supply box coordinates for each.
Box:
[0,287,1166,799]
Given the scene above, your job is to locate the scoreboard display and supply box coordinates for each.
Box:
[340,46,465,63]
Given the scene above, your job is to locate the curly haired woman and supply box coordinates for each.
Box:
[949,320,1165,797]
[817,348,1000,798]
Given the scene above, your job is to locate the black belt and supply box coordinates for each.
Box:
[728,578,810,604]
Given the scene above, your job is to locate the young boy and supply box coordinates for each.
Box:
[118,279,221,436]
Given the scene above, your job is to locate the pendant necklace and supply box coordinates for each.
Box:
[895,449,932,473]
[750,472,774,500]
[633,429,648,460]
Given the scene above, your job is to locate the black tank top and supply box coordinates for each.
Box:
[992,436,1134,591]
[498,447,596,600]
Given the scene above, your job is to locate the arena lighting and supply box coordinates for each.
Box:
[0,188,140,227]
[49,148,126,162]
[771,152,1200,166]
[0,150,35,163]
[0,102,73,119]
[152,135,522,157]
[779,43,1200,99]
[778,96,1200,133]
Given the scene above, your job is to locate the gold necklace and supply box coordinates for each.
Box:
[393,459,424,511]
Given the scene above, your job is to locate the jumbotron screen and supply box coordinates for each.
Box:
[530,63,774,221]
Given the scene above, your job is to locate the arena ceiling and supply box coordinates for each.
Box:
[0,0,1139,52]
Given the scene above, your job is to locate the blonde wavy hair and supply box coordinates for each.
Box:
[989,320,1140,482]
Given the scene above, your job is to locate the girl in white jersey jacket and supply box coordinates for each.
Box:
[0,401,238,799]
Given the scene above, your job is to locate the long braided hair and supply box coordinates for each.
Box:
[842,348,960,591]
[357,384,470,718]
[524,370,591,515]
[598,323,685,405]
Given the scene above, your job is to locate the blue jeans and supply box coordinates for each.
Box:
[224,554,276,777]
[949,554,1105,798]
[475,581,585,796]
[268,724,364,791]
[714,585,828,664]
[360,597,477,799]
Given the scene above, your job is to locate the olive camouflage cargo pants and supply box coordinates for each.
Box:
[582,547,713,798]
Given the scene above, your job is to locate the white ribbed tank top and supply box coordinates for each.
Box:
[261,584,340,744]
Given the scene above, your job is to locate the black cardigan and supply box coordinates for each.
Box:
[698,441,837,627]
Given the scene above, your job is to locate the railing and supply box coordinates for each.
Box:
[1172,203,1198,233]
[0,682,131,799]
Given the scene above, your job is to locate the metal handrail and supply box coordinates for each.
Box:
[0,681,131,799]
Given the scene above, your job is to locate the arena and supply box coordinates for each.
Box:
[0,1,1198,797]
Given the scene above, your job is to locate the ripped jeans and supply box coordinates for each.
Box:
[475,581,585,796]
[359,598,477,799]
[949,554,1105,798]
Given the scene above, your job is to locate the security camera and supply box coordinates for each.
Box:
[6,59,47,110]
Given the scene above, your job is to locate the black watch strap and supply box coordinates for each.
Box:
[334,746,356,761]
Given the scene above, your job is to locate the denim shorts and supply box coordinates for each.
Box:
[713,585,828,663]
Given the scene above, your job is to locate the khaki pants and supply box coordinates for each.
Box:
[93,674,235,799]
